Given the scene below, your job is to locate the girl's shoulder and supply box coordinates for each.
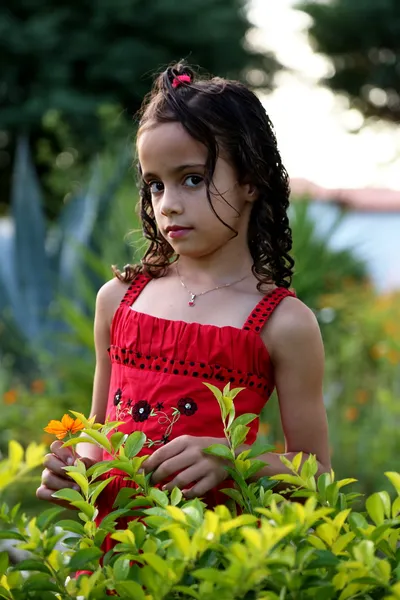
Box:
[96,276,131,328]
[261,295,322,361]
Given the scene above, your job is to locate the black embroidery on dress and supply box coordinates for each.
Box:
[178,398,198,416]
[161,434,170,445]
[132,400,152,422]
[113,388,122,406]
[156,402,164,411]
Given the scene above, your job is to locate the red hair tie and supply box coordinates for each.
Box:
[172,74,191,89]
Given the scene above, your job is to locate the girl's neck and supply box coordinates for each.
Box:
[175,245,253,287]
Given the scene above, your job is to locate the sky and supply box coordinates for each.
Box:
[249,0,400,191]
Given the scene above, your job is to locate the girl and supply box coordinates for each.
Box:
[37,63,330,535]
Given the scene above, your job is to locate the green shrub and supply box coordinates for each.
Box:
[1,385,400,599]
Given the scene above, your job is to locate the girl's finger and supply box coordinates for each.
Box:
[50,440,77,465]
[43,454,74,478]
[161,463,205,492]
[150,451,195,485]
[41,469,80,492]
[144,436,188,473]
[182,474,216,499]
[36,485,76,509]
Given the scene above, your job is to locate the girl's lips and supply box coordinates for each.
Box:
[167,228,193,239]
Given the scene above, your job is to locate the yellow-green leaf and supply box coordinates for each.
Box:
[386,472,400,495]
[8,441,23,470]
[82,429,112,453]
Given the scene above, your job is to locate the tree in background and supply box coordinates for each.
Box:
[299,0,400,125]
[0,0,279,216]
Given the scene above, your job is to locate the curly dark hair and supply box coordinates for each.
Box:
[114,61,294,290]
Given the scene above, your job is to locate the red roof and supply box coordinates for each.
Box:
[290,178,400,212]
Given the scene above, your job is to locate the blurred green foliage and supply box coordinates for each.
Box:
[0,0,280,215]
[300,0,400,126]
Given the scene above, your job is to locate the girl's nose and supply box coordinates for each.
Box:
[160,187,183,216]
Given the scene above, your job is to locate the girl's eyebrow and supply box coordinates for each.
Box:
[142,163,206,180]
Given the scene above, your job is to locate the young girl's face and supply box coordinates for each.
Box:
[137,122,254,259]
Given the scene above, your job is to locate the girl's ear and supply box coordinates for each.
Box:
[245,183,259,203]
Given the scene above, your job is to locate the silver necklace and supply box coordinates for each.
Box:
[176,263,248,307]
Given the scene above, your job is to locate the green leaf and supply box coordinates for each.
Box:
[82,429,112,453]
[89,477,115,505]
[110,432,127,452]
[366,493,386,526]
[22,574,60,593]
[36,506,64,531]
[72,501,96,520]
[386,472,400,494]
[51,488,84,503]
[244,460,265,480]
[140,553,169,577]
[171,487,183,506]
[61,436,97,448]
[150,488,169,507]
[68,547,103,571]
[192,567,223,583]
[87,460,117,480]
[246,441,276,459]
[220,488,244,506]
[292,452,303,473]
[114,581,146,599]
[230,413,257,431]
[307,550,340,569]
[67,472,89,496]
[8,441,23,469]
[12,560,52,575]
[0,531,26,541]
[0,552,9,576]
[57,520,86,536]
[113,557,131,581]
[203,444,233,460]
[125,431,146,459]
[231,425,250,450]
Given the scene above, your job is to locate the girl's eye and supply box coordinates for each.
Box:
[184,175,203,188]
[148,181,164,194]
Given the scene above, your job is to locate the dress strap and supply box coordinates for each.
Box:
[243,287,296,333]
[120,272,151,308]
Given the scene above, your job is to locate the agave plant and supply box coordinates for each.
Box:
[0,136,131,379]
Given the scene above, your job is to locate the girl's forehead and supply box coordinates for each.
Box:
[137,122,208,169]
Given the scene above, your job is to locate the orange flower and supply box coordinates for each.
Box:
[387,349,400,366]
[41,433,55,446]
[44,414,84,440]
[31,379,45,394]
[258,421,271,436]
[345,407,359,422]
[3,389,17,405]
[355,390,368,405]
[274,441,285,454]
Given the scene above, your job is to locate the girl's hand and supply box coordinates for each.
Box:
[36,440,96,508]
[143,435,229,499]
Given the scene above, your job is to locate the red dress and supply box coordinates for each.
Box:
[96,273,295,549]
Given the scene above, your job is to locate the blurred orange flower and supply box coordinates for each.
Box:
[258,421,271,436]
[355,390,369,405]
[44,414,84,440]
[274,441,285,454]
[41,433,55,446]
[31,379,45,394]
[387,349,400,366]
[3,389,17,405]
[345,407,359,422]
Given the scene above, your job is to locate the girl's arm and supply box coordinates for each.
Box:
[75,281,116,461]
[247,296,331,480]
[37,279,127,504]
